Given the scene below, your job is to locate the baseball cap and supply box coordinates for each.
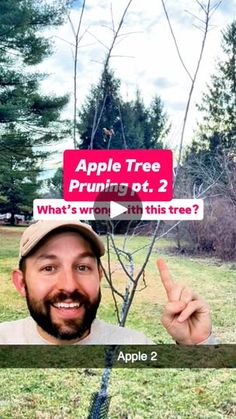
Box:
[19,220,105,262]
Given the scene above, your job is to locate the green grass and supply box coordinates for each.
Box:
[0,226,235,418]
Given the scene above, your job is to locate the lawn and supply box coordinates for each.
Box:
[0,226,235,418]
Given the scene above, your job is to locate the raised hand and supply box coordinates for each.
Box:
[157,257,212,345]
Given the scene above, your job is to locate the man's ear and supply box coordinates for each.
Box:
[12,269,26,297]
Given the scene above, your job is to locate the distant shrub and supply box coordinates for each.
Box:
[173,197,236,261]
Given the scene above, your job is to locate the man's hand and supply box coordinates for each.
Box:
[157,257,212,345]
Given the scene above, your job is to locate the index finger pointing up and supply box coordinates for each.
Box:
[156,257,174,296]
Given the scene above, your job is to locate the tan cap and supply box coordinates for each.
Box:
[19,220,105,261]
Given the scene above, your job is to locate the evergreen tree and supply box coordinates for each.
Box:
[45,167,63,198]
[0,0,68,133]
[78,68,168,150]
[148,95,169,148]
[0,127,43,223]
[199,21,235,147]
[184,21,236,189]
[190,21,236,158]
[78,69,123,149]
[176,22,236,259]
[0,0,69,222]
[0,0,65,65]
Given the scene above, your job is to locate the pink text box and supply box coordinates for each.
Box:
[63,149,173,202]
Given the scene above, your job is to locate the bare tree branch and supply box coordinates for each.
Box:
[161,0,193,82]
[67,0,86,148]
[110,2,115,34]
[174,0,211,184]
[87,30,110,50]
[90,0,134,148]
[108,233,135,283]
[195,0,207,12]
[184,10,207,25]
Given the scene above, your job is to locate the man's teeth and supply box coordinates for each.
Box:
[53,302,81,309]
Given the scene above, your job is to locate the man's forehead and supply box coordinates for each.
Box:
[34,250,96,261]
[42,229,92,243]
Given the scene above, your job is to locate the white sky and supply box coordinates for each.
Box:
[37,0,235,169]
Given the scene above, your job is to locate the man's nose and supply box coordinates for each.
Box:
[56,269,80,293]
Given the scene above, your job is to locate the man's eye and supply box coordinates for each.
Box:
[41,266,55,272]
[76,265,90,272]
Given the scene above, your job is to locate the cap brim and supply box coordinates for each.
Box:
[20,220,105,259]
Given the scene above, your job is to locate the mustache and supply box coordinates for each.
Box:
[48,291,90,307]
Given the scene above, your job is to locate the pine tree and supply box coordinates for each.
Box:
[185,21,236,189]
[177,22,236,259]
[78,68,168,150]
[0,0,69,223]
[0,0,68,134]
[78,69,123,149]
[193,20,236,155]
[0,127,43,223]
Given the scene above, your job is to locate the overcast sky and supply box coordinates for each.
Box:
[38,0,235,168]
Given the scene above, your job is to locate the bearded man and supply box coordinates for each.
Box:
[0,220,217,345]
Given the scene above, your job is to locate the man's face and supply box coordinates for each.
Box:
[19,231,102,344]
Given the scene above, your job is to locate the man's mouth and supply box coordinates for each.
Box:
[52,302,82,309]
[50,300,85,320]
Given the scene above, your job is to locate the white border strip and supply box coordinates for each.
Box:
[34,199,204,221]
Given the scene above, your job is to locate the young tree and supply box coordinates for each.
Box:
[83,2,227,416]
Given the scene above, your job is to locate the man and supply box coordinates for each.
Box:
[0,220,217,344]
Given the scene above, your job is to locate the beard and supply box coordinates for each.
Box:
[24,286,101,342]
